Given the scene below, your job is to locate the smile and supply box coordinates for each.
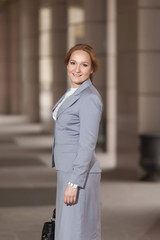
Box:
[72,73,82,77]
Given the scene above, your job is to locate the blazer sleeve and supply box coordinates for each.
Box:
[68,93,103,188]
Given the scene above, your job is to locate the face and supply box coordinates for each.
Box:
[67,50,93,88]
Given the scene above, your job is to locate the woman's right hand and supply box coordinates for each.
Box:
[64,184,78,205]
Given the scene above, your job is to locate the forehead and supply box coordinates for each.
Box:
[70,50,91,62]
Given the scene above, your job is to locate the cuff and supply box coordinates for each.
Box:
[68,182,78,188]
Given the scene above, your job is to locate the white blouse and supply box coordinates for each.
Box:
[52,87,78,120]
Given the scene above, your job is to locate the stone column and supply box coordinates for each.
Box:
[106,0,117,164]
[51,1,67,104]
[8,0,21,114]
[0,8,9,113]
[38,0,67,130]
[84,0,106,151]
[138,0,160,133]
[117,0,139,167]
[20,0,39,122]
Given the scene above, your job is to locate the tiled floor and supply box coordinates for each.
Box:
[0,116,160,240]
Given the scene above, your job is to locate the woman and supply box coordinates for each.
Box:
[51,43,103,240]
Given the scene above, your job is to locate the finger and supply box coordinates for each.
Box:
[69,195,74,204]
[68,195,73,204]
[64,194,69,204]
[69,194,76,204]
[67,195,71,204]
[73,195,76,203]
[64,191,70,204]
[65,195,73,205]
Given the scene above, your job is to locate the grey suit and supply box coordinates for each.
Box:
[51,79,103,240]
[52,78,103,188]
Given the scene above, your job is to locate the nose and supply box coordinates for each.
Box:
[75,64,80,72]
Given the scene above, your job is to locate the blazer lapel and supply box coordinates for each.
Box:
[57,78,92,119]
[57,94,80,119]
[51,88,71,113]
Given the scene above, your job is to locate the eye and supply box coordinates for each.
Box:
[70,61,75,65]
[82,63,88,67]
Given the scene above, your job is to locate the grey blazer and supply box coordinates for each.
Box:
[51,79,103,188]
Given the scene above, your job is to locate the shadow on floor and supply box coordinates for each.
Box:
[140,218,160,240]
[0,156,45,167]
[0,187,56,207]
[101,167,139,182]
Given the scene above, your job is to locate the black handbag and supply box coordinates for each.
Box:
[41,208,56,240]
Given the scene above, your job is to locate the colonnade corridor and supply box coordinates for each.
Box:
[0,115,160,240]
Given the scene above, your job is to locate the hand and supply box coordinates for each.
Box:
[64,184,78,205]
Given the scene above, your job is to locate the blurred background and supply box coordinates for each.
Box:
[0,0,160,239]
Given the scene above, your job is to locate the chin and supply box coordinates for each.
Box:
[71,79,81,84]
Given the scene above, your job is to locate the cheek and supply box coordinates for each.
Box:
[67,66,71,74]
[84,69,92,76]
[67,64,75,73]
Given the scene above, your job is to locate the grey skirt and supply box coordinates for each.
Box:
[55,171,101,240]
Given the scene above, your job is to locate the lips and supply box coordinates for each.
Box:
[72,73,82,77]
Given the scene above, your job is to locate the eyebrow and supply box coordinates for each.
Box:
[70,59,89,64]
